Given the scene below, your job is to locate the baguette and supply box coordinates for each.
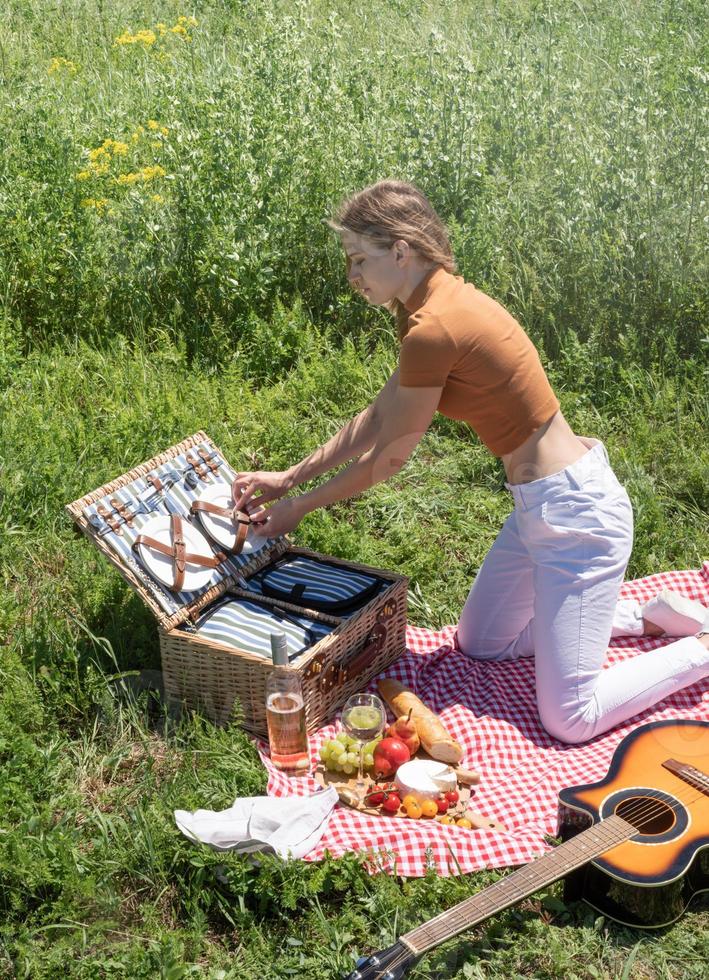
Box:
[377,678,463,764]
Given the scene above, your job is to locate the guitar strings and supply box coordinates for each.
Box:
[357,775,708,980]
[596,775,702,833]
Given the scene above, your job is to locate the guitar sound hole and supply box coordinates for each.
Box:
[615,795,675,835]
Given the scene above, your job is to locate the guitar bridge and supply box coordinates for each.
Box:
[662,758,709,797]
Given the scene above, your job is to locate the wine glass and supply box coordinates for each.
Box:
[341,692,386,799]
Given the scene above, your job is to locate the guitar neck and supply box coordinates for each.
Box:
[401,814,635,955]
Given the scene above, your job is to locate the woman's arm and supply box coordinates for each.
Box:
[251,382,442,535]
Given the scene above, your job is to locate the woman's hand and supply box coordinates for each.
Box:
[231,470,293,514]
[250,496,309,538]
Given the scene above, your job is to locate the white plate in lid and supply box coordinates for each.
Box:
[135,515,219,592]
[192,484,267,555]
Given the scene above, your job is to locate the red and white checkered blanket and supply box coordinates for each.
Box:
[261,564,709,877]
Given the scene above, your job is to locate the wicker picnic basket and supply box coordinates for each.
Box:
[66,432,408,738]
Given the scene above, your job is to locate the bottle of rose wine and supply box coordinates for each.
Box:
[266,632,310,773]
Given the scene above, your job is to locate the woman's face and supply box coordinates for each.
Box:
[341,231,406,306]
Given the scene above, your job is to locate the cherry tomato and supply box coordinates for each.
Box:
[405,801,422,819]
[420,799,438,818]
[436,797,449,813]
[365,789,386,806]
[438,815,456,825]
[445,790,459,804]
[382,793,402,813]
[401,794,419,809]
[456,817,472,829]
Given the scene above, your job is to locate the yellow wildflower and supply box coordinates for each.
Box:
[48,57,78,75]
[76,170,92,181]
[151,194,164,203]
[141,164,166,181]
[170,24,189,38]
[156,23,168,36]
[81,197,108,211]
[115,164,166,185]
[148,119,170,136]
[88,139,129,162]
[147,122,170,138]
[177,16,198,28]
[151,141,162,149]
[115,29,157,47]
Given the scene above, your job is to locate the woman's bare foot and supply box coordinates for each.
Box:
[642,618,665,637]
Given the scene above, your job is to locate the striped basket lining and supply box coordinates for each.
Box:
[247,555,385,617]
[190,596,334,660]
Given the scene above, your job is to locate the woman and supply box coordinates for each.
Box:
[233,180,709,744]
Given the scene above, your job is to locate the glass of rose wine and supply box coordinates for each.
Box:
[341,692,386,799]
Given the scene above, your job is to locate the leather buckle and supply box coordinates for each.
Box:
[173,533,186,572]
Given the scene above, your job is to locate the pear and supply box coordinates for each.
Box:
[385,708,421,755]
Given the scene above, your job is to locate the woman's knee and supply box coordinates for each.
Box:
[537,703,597,745]
[455,627,531,662]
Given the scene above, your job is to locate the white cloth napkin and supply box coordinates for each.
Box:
[174,785,339,859]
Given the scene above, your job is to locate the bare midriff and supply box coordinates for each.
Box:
[501,410,589,486]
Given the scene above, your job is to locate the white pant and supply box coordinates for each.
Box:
[456,440,709,743]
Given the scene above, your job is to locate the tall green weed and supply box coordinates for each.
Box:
[1,0,706,367]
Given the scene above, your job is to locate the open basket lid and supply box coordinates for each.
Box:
[66,431,289,632]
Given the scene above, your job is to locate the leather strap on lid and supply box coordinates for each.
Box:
[172,514,187,590]
[190,500,255,554]
[198,447,220,473]
[186,453,208,480]
[133,513,225,592]
[147,474,163,493]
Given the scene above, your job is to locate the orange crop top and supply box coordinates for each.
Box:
[398,267,560,456]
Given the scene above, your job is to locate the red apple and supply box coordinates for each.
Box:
[373,737,411,777]
[385,709,420,755]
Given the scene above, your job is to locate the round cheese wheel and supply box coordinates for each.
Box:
[394,760,457,802]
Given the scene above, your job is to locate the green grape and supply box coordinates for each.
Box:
[336,732,350,744]
[364,738,381,754]
[363,754,374,769]
[319,746,329,762]
[346,706,382,730]
[345,751,358,765]
[342,764,355,775]
[329,740,346,757]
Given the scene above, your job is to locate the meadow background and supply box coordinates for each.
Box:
[1,0,708,976]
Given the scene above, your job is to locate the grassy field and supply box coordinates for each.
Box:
[1,1,708,977]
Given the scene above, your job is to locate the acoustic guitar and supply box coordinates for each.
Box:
[344,719,709,980]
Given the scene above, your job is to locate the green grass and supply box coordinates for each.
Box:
[1,1,708,977]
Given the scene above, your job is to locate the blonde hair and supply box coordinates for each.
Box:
[327,180,456,335]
